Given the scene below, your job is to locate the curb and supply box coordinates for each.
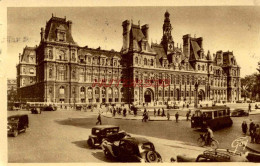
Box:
[102,115,187,121]
[246,145,260,154]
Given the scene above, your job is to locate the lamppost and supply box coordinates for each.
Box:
[194,82,199,108]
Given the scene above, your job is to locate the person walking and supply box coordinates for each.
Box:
[158,109,161,116]
[123,108,126,117]
[154,108,156,117]
[96,113,102,125]
[249,120,256,143]
[142,109,147,122]
[175,112,179,123]
[186,111,190,121]
[242,121,248,135]
[161,108,166,117]
[249,103,251,112]
[167,110,170,121]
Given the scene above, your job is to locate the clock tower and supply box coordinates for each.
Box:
[161,10,175,54]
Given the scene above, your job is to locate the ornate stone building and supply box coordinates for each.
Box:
[17,11,241,106]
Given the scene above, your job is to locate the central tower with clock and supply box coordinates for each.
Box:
[161,10,175,54]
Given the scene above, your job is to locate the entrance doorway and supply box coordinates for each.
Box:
[144,89,153,103]
[176,89,180,101]
[198,89,205,101]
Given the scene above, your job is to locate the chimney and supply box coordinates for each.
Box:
[40,27,45,42]
[122,20,131,52]
[141,24,149,41]
[182,34,191,58]
[67,20,72,35]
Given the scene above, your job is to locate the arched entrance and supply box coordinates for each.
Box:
[144,89,154,103]
[198,89,205,101]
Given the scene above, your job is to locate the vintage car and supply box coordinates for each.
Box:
[42,105,57,111]
[231,109,249,117]
[31,107,41,114]
[7,114,29,137]
[87,125,130,148]
[171,149,260,162]
[101,137,162,162]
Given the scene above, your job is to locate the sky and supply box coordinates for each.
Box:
[6,7,260,79]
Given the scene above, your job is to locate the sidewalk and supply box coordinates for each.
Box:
[102,112,187,121]
[249,109,260,115]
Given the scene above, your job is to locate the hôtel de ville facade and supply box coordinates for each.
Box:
[16,11,241,106]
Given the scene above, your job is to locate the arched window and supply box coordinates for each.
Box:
[144,58,147,65]
[49,49,53,59]
[59,86,65,95]
[49,68,52,78]
[59,50,65,60]
[80,87,85,95]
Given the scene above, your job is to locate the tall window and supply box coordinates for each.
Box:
[59,86,65,95]
[135,57,138,64]
[144,58,147,65]
[79,69,85,82]
[151,59,154,66]
[49,49,53,59]
[72,69,76,79]
[59,66,65,80]
[80,87,85,95]
[198,64,200,70]
[49,68,52,78]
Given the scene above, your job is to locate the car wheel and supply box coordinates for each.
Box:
[197,137,205,147]
[104,149,112,158]
[13,130,18,137]
[146,151,159,163]
[87,138,95,148]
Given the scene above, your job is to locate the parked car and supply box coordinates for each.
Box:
[231,109,249,117]
[42,105,57,111]
[7,114,29,137]
[101,137,162,162]
[255,104,260,109]
[31,107,41,114]
[87,125,130,148]
[236,100,243,103]
[167,105,179,109]
[171,149,260,162]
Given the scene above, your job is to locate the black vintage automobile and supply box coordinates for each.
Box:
[31,107,41,114]
[101,137,162,162]
[87,125,129,148]
[7,114,29,137]
[231,109,249,117]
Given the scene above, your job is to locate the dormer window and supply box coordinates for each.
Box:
[56,25,66,42]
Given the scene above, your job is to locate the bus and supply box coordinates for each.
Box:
[191,106,233,130]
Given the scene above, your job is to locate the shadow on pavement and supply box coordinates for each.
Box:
[72,140,89,149]
[55,117,97,129]
[91,151,117,162]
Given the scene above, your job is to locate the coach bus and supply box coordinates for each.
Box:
[191,106,233,130]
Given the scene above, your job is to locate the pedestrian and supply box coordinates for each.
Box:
[242,121,248,135]
[161,108,166,117]
[187,104,189,108]
[158,109,161,116]
[175,112,179,123]
[154,108,156,117]
[96,113,102,125]
[167,110,170,120]
[142,109,147,122]
[249,103,251,112]
[183,103,185,108]
[186,111,190,121]
[249,119,256,143]
[123,108,126,117]
[255,124,260,144]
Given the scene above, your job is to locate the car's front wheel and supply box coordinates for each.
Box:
[87,138,95,148]
[146,151,159,162]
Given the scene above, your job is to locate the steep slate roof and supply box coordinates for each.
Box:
[190,40,201,60]
[78,47,121,58]
[21,46,36,63]
[151,43,167,67]
[44,16,75,44]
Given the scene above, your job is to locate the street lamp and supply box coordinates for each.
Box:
[194,82,199,108]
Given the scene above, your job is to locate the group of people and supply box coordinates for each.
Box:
[106,105,133,117]
[242,120,260,144]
